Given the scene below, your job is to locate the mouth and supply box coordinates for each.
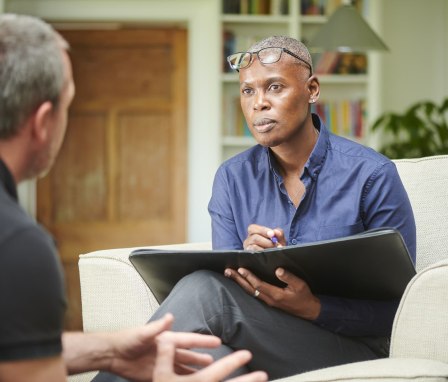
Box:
[253,118,276,133]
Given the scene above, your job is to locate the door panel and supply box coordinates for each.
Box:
[37,28,187,330]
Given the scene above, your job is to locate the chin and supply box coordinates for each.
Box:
[255,136,281,148]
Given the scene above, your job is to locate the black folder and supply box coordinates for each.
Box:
[129,228,416,304]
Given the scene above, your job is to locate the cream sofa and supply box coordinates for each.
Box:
[69,155,448,382]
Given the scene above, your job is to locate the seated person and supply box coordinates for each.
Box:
[95,36,416,381]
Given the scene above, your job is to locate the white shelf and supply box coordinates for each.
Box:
[222,136,256,146]
[300,15,327,24]
[221,14,290,24]
[318,74,368,84]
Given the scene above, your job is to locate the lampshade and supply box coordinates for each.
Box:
[309,4,389,52]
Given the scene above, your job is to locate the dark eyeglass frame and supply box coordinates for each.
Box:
[227,47,313,75]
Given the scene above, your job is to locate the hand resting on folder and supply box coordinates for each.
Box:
[227,223,321,320]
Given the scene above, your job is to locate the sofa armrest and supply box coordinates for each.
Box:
[78,242,212,333]
[78,247,158,333]
[390,257,448,362]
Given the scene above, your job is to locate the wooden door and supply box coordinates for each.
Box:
[37,28,187,330]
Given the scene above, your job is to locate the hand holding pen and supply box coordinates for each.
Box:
[267,229,283,248]
[243,224,285,251]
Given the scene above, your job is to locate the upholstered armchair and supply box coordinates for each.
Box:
[69,155,448,382]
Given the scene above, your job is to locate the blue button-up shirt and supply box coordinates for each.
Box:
[208,114,416,338]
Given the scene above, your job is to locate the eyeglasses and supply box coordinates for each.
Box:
[227,47,313,74]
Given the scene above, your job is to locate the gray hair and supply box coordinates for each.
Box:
[0,14,69,139]
[248,36,313,73]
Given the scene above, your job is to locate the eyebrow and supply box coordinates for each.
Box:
[240,76,286,87]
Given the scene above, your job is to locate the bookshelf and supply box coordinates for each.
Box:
[220,0,373,161]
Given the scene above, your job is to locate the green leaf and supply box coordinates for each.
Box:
[370,97,448,158]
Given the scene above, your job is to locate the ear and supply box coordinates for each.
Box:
[31,101,54,144]
[307,75,320,104]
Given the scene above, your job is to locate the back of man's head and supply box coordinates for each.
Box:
[0,14,68,140]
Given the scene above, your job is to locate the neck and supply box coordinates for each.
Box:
[271,121,319,177]
[0,130,34,185]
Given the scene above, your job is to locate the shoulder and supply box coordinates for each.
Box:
[327,133,394,173]
[0,192,61,290]
[0,194,65,362]
[215,144,267,178]
[0,186,37,243]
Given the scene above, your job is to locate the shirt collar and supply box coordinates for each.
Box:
[266,113,329,181]
[305,113,329,180]
[0,158,18,201]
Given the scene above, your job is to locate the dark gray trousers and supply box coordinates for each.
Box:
[93,270,385,381]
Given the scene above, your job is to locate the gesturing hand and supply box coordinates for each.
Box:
[224,267,321,320]
[107,314,227,381]
[153,340,268,382]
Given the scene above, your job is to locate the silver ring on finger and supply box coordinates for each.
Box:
[253,289,260,298]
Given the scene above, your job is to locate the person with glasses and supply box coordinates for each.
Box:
[95,36,416,382]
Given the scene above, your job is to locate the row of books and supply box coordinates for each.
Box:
[301,0,364,16]
[314,52,367,75]
[312,99,365,138]
[223,0,289,15]
[222,0,363,16]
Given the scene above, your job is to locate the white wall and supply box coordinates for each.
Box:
[5,0,221,242]
[379,0,448,112]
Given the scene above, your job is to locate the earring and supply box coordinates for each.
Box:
[310,98,316,103]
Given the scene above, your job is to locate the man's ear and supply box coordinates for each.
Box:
[307,75,320,104]
[31,101,54,143]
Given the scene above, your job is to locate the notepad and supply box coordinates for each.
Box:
[129,228,416,304]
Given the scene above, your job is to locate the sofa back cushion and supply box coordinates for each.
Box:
[393,155,448,271]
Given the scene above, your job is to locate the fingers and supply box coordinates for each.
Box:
[144,313,174,335]
[272,228,286,247]
[153,340,200,380]
[153,340,177,381]
[194,350,257,381]
[224,268,256,292]
[130,313,173,344]
[274,268,321,320]
[173,348,214,367]
[225,267,279,302]
[227,371,269,382]
[275,267,296,286]
[158,331,221,350]
[244,225,278,250]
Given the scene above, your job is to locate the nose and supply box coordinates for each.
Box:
[254,92,270,111]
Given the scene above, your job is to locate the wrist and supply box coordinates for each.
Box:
[63,332,115,375]
[299,296,321,321]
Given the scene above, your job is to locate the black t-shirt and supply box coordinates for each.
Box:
[0,160,66,361]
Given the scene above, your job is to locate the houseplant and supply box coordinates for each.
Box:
[371,98,448,159]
